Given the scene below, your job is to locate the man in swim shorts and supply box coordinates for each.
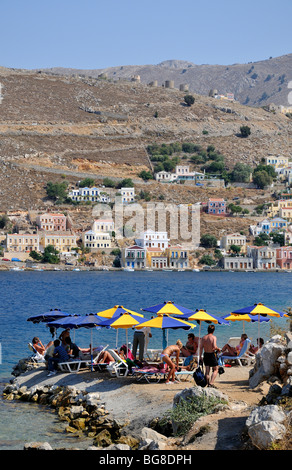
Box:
[199,325,221,388]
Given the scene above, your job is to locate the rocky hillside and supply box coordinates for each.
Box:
[40,54,292,107]
[0,66,291,211]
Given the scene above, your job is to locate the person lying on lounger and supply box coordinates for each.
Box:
[220,334,248,357]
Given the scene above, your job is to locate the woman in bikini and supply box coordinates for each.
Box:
[161,340,183,384]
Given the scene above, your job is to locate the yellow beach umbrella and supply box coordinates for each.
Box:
[98,312,145,357]
[231,302,288,340]
[96,305,144,319]
[175,309,229,362]
[136,314,195,349]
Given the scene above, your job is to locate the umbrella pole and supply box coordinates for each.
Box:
[90,330,93,372]
[197,321,201,364]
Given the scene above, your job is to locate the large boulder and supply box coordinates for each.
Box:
[249,335,286,388]
[246,405,287,449]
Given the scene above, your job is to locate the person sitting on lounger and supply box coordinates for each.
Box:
[47,339,70,376]
[96,350,115,364]
[161,340,183,384]
[181,333,198,357]
[32,337,53,357]
[250,337,264,354]
[220,334,248,357]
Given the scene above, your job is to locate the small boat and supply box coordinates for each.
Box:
[192,268,200,272]
[162,268,173,272]
[73,268,80,271]
[10,266,23,271]
[123,267,134,272]
[178,269,185,272]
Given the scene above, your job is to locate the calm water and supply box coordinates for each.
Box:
[0,270,291,449]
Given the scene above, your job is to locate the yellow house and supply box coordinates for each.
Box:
[146,247,166,267]
[40,231,78,252]
[267,199,292,218]
[279,206,292,222]
[264,156,289,168]
[6,233,39,253]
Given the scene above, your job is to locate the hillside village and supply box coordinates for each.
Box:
[1,152,292,272]
[0,66,291,271]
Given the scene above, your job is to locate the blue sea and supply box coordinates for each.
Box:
[0,270,291,449]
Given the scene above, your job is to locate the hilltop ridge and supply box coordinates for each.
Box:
[0,64,291,211]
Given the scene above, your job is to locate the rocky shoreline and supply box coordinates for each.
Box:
[2,332,292,451]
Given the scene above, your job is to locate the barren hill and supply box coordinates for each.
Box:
[0,67,291,211]
[40,53,292,107]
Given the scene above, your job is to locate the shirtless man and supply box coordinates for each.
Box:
[161,340,183,384]
[199,325,221,388]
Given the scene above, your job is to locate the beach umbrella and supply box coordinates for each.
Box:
[96,304,144,319]
[98,312,146,357]
[27,309,72,324]
[96,305,144,346]
[48,313,106,371]
[141,300,194,317]
[231,302,288,341]
[135,314,195,349]
[223,313,270,333]
[141,301,195,347]
[172,309,229,362]
[27,309,73,339]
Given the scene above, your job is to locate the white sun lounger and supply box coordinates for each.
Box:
[219,339,255,367]
[106,349,129,377]
[58,345,109,373]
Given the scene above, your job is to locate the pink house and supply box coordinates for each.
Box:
[276,246,292,269]
[207,198,226,215]
[36,213,67,231]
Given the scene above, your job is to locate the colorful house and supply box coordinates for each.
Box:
[276,246,292,270]
[40,232,78,253]
[166,245,189,269]
[6,233,40,253]
[207,198,226,215]
[123,245,147,269]
[36,213,67,231]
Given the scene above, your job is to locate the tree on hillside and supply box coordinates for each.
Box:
[253,170,272,189]
[184,94,195,106]
[230,163,252,183]
[46,181,68,202]
[239,125,251,138]
[200,234,217,248]
[79,178,95,188]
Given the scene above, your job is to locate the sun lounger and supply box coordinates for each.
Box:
[58,345,109,373]
[219,339,255,367]
[175,356,196,381]
[28,343,45,363]
[132,365,168,383]
[106,349,129,377]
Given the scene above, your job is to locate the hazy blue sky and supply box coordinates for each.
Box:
[1,0,291,69]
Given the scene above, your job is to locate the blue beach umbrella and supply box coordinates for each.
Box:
[48,313,106,371]
[136,314,195,349]
[27,309,72,324]
[231,302,288,342]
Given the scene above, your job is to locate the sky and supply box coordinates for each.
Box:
[0,0,291,70]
